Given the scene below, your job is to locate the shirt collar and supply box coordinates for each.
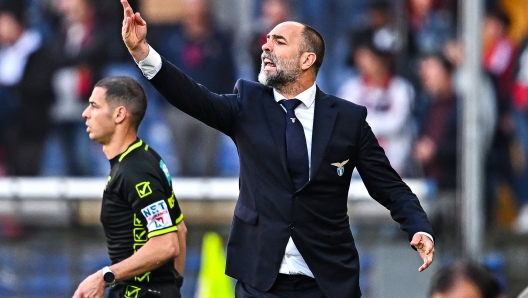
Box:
[273,83,317,108]
[116,138,143,163]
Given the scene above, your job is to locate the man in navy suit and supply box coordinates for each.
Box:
[121,1,435,297]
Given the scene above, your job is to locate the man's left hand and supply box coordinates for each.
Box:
[410,233,434,272]
[72,270,106,298]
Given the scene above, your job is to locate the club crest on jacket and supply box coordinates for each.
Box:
[331,159,349,176]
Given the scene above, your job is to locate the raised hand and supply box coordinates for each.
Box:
[121,0,149,61]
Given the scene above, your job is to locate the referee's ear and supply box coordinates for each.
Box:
[114,106,128,125]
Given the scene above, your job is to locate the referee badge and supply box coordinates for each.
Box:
[135,181,152,198]
[331,159,349,176]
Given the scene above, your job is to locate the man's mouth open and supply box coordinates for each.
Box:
[263,57,276,71]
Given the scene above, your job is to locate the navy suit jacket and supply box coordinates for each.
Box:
[149,56,434,298]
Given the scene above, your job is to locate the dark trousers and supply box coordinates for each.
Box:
[235,274,326,298]
[104,282,181,298]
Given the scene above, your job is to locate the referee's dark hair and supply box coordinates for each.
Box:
[428,260,502,298]
[95,76,147,130]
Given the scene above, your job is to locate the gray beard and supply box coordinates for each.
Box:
[258,54,301,91]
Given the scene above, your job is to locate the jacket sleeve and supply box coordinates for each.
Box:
[355,107,434,242]
[149,56,240,136]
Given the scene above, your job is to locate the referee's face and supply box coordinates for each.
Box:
[82,87,116,145]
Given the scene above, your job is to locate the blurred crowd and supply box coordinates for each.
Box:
[1,0,528,233]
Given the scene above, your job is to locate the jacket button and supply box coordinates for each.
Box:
[289,223,294,229]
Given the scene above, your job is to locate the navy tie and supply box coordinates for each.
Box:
[280,99,309,190]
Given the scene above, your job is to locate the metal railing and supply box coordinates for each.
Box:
[0,177,432,201]
[0,177,434,225]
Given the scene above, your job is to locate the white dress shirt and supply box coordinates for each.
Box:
[274,84,317,277]
[136,46,433,279]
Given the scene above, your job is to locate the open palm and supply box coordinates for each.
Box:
[121,0,147,51]
[410,233,435,272]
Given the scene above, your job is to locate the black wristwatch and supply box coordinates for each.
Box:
[102,266,116,287]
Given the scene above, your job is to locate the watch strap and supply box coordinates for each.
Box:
[102,266,116,287]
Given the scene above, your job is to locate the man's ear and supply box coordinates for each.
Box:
[300,52,316,71]
[114,106,127,124]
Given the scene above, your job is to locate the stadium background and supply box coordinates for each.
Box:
[1,0,528,297]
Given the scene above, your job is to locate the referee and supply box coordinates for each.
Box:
[73,76,187,298]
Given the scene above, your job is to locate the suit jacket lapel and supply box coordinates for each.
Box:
[261,87,289,176]
[261,86,337,189]
[310,88,337,180]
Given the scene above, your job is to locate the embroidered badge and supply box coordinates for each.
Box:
[135,181,152,198]
[124,285,141,298]
[141,200,172,232]
[331,159,349,176]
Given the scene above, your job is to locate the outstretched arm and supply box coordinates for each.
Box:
[121,0,239,135]
[355,106,435,272]
[121,0,149,62]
